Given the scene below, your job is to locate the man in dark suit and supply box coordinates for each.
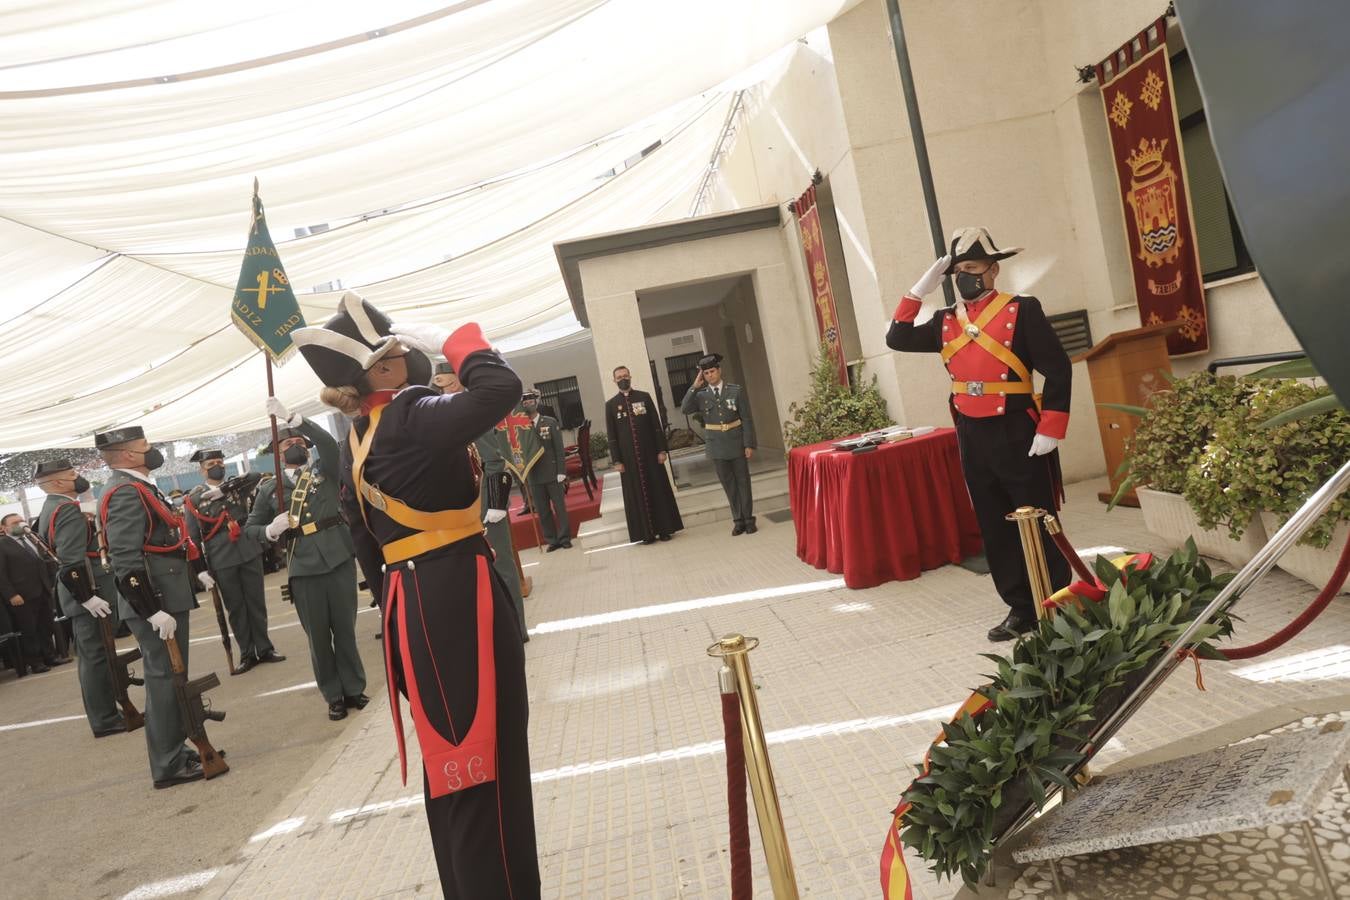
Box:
[0,513,65,672]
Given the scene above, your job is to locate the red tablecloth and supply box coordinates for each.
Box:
[788,428,982,589]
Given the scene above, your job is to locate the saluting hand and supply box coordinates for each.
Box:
[909,254,952,299]
[266,396,302,428]
[390,322,450,355]
[692,370,705,388]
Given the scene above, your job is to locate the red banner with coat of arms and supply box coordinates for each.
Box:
[1098,18,1209,355]
[790,183,849,384]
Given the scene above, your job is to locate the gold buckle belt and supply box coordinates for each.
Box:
[382,522,485,565]
[705,419,742,432]
[950,381,1034,398]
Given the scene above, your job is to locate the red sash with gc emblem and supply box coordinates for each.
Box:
[384,555,497,798]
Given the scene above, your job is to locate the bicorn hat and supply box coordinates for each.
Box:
[94,425,145,449]
[291,292,401,388]
[943,227,1023,274]
[189,449,225,463]
[275,425,314,448]
[434,361,455,376]
[33,459,74,479]
[696,352,723,369]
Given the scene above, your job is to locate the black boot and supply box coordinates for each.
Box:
[986,610,1038,642]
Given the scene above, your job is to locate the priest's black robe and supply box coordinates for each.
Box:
[604,389,684,542]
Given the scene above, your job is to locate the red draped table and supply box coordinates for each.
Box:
[788,428,982,589]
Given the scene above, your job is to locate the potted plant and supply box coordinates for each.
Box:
[1110,372,1265,563]
[782,342,892,448]
[899,543,1234,888]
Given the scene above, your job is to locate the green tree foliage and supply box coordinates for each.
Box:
[782,343,892,448]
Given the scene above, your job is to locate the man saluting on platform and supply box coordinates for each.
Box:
[887,227,1072,641]
[605,365,683,545]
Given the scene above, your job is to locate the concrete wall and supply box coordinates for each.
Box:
[503,335,609,443]
[700,1,1303,482]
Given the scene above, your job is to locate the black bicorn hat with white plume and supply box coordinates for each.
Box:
[290,292,401,388]
[943,227,1023,274]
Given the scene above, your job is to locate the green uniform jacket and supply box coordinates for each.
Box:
[525,414,566,485]
[185,482,263,571]
[38,493,115,618]
[681,382,757,460]
[476,432,506,476]
[246,418,354,578]
[102,470,197,616]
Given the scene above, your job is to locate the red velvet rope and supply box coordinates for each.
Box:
[1221,530,1350,660]
[1049,526,1096,585]
[722,691,752,900]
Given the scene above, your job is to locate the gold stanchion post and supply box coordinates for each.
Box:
[708,634,800,899]
[1006,506,1055,620]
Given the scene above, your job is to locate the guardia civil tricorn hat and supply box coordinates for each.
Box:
[290,292,400,388]
[943,227,1023,274]
[189,449,224,463]
[33,459,74,478]
[94,426,146,449]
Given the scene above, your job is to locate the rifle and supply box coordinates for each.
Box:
[98,616,145,731]
[208,584,237,676]
[91,511,145,730]
[163,637,229,779]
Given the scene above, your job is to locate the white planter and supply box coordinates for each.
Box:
[1259,512,1350,594]
[1136,487,1268,567]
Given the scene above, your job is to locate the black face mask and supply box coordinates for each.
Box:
[403,349,432,388]
[522,402,538,414]
[954,269,990,301]
[283,445,309,466]
[140,447,165,471]
[616,378,632,391]
[206,464,226,481]
[73,476,91,495]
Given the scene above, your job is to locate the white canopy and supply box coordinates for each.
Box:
[0,0,856,451]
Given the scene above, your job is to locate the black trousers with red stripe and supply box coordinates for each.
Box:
[955,412,1070,619]
[390,542,539,899]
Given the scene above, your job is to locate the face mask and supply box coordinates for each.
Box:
[72,476,91,495]
[954,269,989,301]
[206,464,226,481]
[522,401,538,413]
[283,445,309,466]
[7,524,25,537]
[140,447,165,470]
[617,378,632,391]
[403,349,432,388]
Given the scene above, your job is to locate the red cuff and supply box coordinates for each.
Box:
[441,323,491,374]
[892,295,923,323]
[1037,409,1069,440]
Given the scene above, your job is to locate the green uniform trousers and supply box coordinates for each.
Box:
[290,557,365,704]
[69,611,123,734]
[124,610,191,783]
[713,456,755,526]
[482,523,526,641]
[528,480,571,548]
[216,556,274,659]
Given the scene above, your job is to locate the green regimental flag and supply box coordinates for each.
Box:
[231,184,306,364]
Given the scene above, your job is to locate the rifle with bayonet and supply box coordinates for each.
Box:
[164,637,229,779]
[91,511,145,731]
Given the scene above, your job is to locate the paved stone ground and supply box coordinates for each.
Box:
[187,477,1350,900]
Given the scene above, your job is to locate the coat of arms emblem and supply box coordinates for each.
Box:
[1124,137,1183,268]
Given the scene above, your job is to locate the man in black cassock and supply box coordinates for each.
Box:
[604,365,683,545]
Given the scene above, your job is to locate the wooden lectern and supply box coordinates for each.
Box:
[1073,322,1181,507]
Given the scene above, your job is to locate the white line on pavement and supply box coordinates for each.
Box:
[584,541,638,554]
[0,713,85,732]
[528,577,846,635]
[256,680,319,698]
[249,817,306,843]
[119,868,218,899]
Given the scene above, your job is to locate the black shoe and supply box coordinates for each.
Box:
[987,611,1038,642]
[328,701,348,721]
[153,761,204,789]
[640,538,656,545]
[232,654,258,675]
[546,544,560,553]
[561,540,573,549]
[44,656,71,667]
[93,723,128,738]
[257,650,287,664]
[744,521,758,534]
[28,662,50,674]
[345,693,370,710]
[731,523,746,536]
[658,533,671,542]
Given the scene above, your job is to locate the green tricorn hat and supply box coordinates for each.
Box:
[190,449,225,463]
[33,459,74,478]
[94,426,145,449]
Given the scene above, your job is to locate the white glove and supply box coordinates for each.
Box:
[1028,434,1059,457]
[79,500,98,515]
[390,322,451,356]
[556,474,567,483]
[147,610,177,641]
[266,396,302,428]
[484,508,507,525]
[201,485,224,501]
[910,254,952,298]
[265,512,292,541]
[198,572,216,590]
[82,595,112,618]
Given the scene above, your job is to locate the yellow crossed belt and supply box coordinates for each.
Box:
[350,405,484,565]
[941,292,1041,408]
[704,419,742,432]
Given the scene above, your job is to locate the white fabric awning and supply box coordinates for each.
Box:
[0,0,857,450]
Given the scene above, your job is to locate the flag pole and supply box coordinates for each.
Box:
[254,177,286,516]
